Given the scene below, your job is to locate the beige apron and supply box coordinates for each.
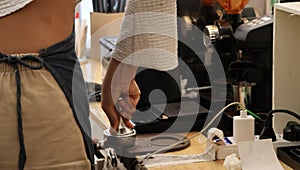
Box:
[0,59,90,170]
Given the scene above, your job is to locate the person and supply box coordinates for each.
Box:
[0,0,94,169]
[101,0,178,131]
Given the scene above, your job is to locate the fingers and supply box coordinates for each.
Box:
[129,80,141,107]
[103,94,137,131]
[103,97,136,131]
[122,118,135,129]
[101,100,120,130]
[117,95,136,118]
[92,138,99,144]
[101,59,140,130]
[116,80,140,120]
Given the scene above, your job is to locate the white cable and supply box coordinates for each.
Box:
[139,102,243,164]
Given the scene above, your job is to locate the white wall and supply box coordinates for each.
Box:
[77,0,94,56]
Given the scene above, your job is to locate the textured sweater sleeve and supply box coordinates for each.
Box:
[76,0,81,4]
[111,0,178,71]
[0,0,34,17]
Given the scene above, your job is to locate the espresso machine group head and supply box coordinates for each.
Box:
[201,0,273,113]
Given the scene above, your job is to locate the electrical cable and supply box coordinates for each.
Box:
[260,109,300,141]
[269,109,300,120]
[138,102,243,165]
[246,108,263,121]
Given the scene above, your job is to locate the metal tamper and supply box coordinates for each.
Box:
[103,118,137,148]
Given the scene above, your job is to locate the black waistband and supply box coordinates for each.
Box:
[0,29,75,59]
[38,30,75,58]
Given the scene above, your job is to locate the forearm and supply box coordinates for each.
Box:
[101,58,139,129]
[104,58,138,85]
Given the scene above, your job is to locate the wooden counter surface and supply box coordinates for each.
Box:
[147,132,293,170]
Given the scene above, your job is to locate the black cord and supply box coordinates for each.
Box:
[260,109,300,141]
[269,109,300,120]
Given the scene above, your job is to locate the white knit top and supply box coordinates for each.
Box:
[0,0,81,17]
[0,0,33,17]
[111,0,178,71]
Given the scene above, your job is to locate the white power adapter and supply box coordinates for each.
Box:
[215,110,256,159]
[215,110,300,160]
[233,109,255,142]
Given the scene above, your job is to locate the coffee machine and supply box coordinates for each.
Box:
[203,3,273,113]
[233,16,273,113]
[178,0,273,114]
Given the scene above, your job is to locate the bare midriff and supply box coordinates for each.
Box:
[0,0,76,54]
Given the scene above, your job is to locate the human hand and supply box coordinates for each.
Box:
[115,79,140,120]
[101,59,140,131]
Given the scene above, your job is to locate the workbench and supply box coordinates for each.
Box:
[81,58,293,170]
